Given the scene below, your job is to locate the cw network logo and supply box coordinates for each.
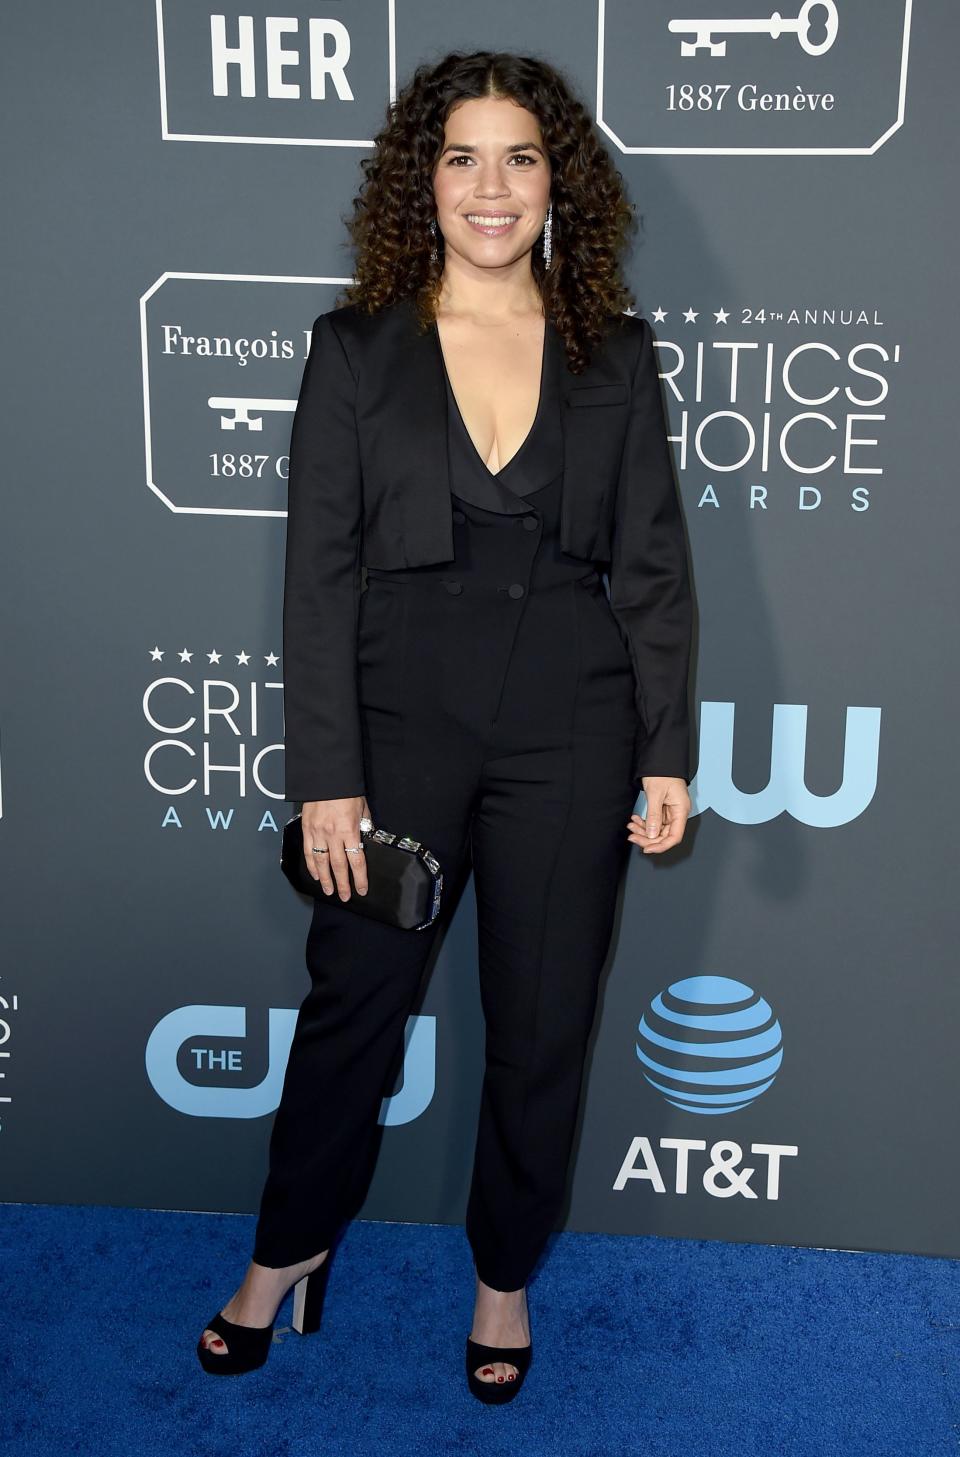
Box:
[145,1004,434,1125]
[684,701,881,825]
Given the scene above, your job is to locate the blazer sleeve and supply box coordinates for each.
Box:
[281,311,366,803]
[608,317,694,785]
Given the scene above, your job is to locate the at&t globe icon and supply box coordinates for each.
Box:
[636,975,782,1115]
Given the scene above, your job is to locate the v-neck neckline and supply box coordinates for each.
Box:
[434,316,548,479]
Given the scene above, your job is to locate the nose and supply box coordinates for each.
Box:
[471,162,511,201]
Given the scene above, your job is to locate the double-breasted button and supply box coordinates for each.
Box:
[507,583,525,599]
[443,579,463,595]
[452,509,466,525]
[521,516,539,531]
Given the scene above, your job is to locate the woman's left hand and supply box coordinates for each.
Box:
[627,776,691,854]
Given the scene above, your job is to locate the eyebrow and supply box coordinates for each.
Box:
[439,141,546,158]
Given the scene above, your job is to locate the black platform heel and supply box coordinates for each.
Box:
[196,1254,333,1375]
[465,1336,533,1404]
[291,1253,332,1335]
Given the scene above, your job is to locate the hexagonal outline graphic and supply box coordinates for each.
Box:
[140,271,351,517]
[596,0,913,155]
[156,0,396,146]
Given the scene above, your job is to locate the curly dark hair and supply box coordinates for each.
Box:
[335,50,638,374]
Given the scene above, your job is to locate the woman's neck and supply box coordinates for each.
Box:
[436,259,542,323]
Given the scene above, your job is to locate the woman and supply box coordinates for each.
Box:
[197,49,693,1402]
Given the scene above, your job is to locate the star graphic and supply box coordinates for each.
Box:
[623,305,637,317]
[714,308,730,324]
[178,649,193,663]
[682,307,698,323]
[149,646,164,661]
[207,650,222,664]
[265,652,279,666]
[236,651,251,666]
[652,307,667,322]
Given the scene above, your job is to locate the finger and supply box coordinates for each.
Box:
[313,848,335,893]
[643,822,686,853]
[350,834,368,896]
[644,799,665,839]
[337,819,368,895]
[328,842,353,901]
[302,826,331,887]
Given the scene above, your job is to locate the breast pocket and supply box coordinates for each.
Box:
[566,383,629,408]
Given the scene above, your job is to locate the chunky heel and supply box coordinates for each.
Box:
[291,1254,332,1335]
[196,1250,332,1375]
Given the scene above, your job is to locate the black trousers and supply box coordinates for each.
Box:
[253,520,639,1290]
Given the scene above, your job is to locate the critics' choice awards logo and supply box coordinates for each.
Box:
[140,273,344,516]
[156,0,394,145]
[646,305,902,517]
[145,1004,435,1125]
[143,643,286,814]
[598,0,913,154]
[613,976,797,1201]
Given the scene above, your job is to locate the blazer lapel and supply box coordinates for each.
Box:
[362,298,604,567]
[362,298,454,567]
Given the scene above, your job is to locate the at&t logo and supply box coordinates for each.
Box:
[636,974,782,1114]
[615,975,797,1202]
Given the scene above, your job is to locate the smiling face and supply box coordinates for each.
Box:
[431,95,552,273]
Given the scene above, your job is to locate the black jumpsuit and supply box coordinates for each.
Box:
[252,322,640,1291]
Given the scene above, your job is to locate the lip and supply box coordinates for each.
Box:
[462,211,521,238]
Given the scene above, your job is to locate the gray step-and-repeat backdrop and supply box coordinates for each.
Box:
[3,2,958,1259]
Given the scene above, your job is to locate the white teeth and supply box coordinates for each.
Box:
[466,215,517,226]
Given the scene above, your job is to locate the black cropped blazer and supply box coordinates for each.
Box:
[281,295,693,803]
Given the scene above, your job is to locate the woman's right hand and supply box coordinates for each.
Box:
[301,796,371,900]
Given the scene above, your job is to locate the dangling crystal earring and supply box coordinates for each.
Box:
[428,218,439,264]
[542,201,553,270]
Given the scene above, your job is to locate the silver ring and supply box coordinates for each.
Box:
[311,846,329,855]
[359,816,373,833]
[345,844,364,854]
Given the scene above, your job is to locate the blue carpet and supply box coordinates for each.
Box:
[1,1202,958,1456]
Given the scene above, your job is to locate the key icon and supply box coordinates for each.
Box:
[207,397,297,431]
[668,0,839,57]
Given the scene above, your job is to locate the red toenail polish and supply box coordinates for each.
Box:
[213,1339,224,1347]
[497,1375,504,1382]
[507,1374,515,1380]
[483,1367,493,1375]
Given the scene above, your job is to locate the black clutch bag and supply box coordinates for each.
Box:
[279,813,443,931]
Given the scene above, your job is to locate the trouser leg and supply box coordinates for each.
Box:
[464,734,636,1291]
[252,732,474,1268]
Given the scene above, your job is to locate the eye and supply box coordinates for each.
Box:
[444,152,539,166]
